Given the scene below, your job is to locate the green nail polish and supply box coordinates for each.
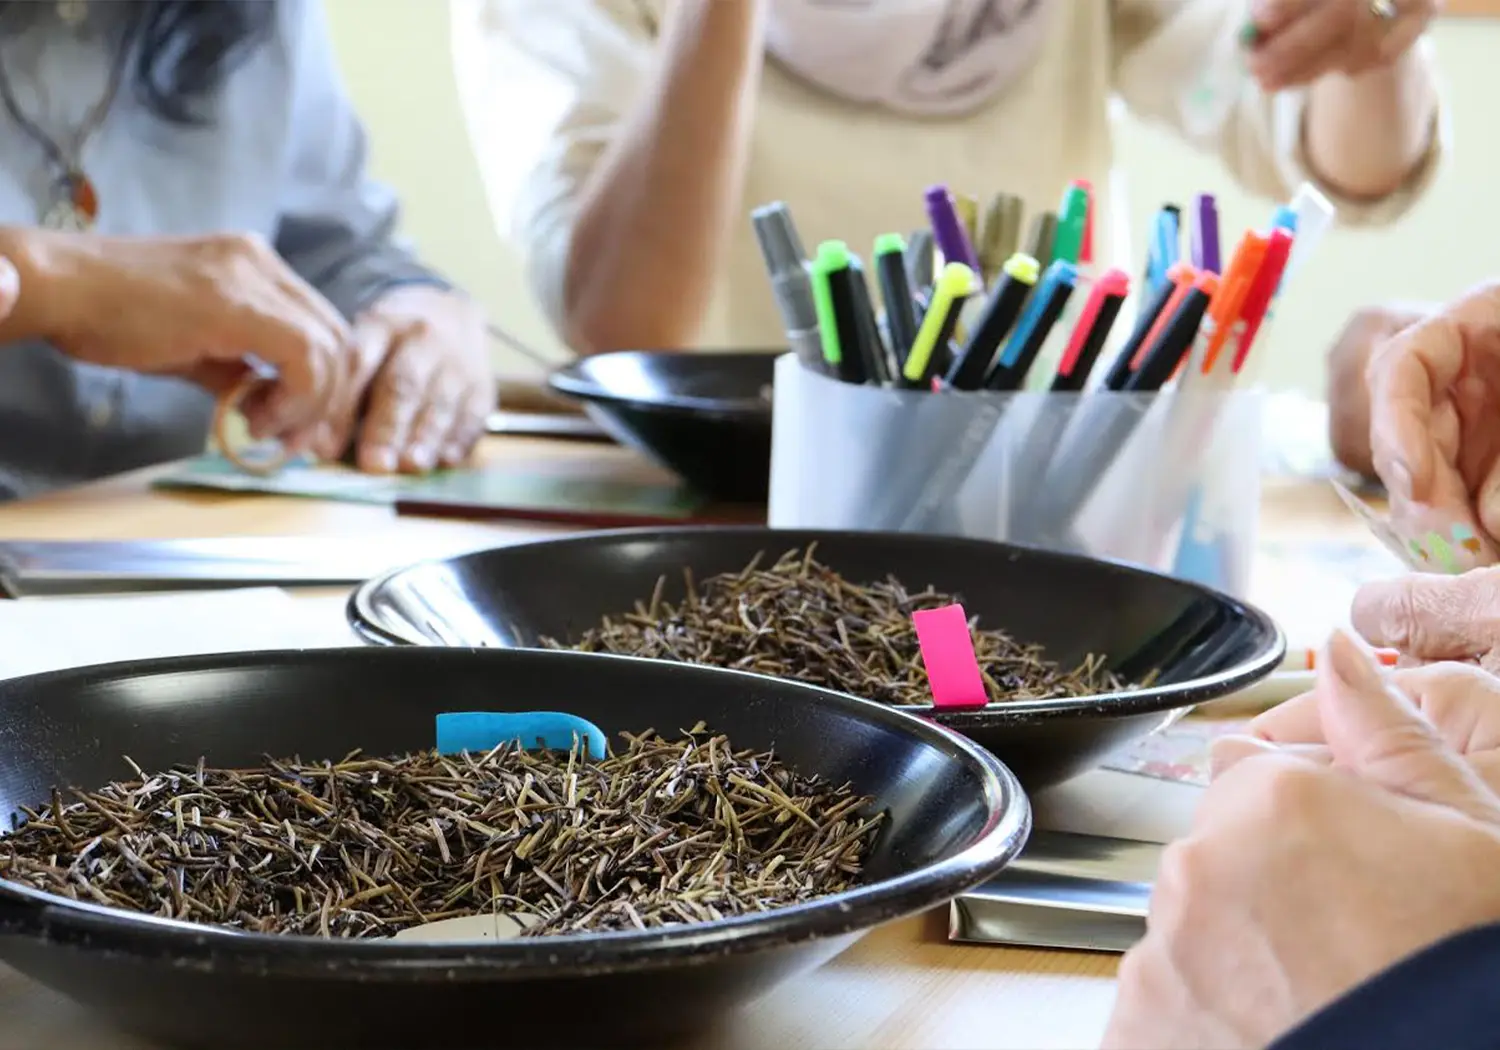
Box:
[1238,21,1261,46]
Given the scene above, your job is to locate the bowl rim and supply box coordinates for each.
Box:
[547,350,776,419]
[0,646,1030,978]
[346,525,1286,723]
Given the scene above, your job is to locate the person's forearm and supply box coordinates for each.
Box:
[1303,48,1437,201]
[564,0,765,355]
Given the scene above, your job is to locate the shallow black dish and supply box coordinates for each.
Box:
[0,647,1026,1050]
[349,528,1284,790]
[547,350,775,503]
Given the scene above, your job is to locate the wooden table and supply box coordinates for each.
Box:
[0,439,1374,1050]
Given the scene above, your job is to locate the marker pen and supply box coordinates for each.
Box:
[978,192,1023,283]
[1052,268,1130,392]
[906,228,936,296]
[945,252,1039,391]
[1024,211,1057,270]
[925,185,981,274]
[1196,230,1267,376]
[846,253,893,385]
[874,233,919,370]
[1010,268,1128,511]
[1075,179,1095,267]
[901,262,974,389]
[810,240,870,385]
[1052,184,1089,266]
[954,192,980,255]
[1102,262,1195,390]
[1190,193,1221,273]
[1125,262,1200,376]
[1285,183,1334,287]
[1233,227,1294,372]
[1126,271,1219,392]
[1145,204,1181,298]
[751,203,822,372]
[1032,271,1219,536]
[983,259,1078,391]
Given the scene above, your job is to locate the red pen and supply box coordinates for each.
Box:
[1072,178,1095,266]
[1052,267,1129,391]
[1231,227,1295,373]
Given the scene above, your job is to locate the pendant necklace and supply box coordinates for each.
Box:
[0,9,127,232]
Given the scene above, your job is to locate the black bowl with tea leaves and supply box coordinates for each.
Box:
[349,528,1284,789]
[0,646,1026,1050]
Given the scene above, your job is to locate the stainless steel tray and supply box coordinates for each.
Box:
[948,830,1161,953]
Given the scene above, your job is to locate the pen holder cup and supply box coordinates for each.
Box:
[768,354,1262,597]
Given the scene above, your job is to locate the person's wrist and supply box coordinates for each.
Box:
[0,226,90,344]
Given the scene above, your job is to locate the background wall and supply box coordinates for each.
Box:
[324,0,1496,396]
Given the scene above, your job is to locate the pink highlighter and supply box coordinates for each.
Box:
[912,603,990,710]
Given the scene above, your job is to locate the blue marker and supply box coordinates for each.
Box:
[982,259,1078,391]
[1145,205,1181,299]
[436,711,609,760]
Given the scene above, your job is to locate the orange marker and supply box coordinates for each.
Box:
[1198,230,1268,374]
[1281,647,1399,672]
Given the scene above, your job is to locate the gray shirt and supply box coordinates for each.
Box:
[0,0,444,500]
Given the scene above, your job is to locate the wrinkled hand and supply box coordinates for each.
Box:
[1326,303,1428,480]
[1348,566,1500,668]
[1366,282,1500,566]
[30,230,354,451]
[331,285,494,474]
[1246,0,1437,91]
[1251,659,1500,788]
[1102,631,1500,1050]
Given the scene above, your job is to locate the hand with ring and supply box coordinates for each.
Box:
[1244,0,1438,91]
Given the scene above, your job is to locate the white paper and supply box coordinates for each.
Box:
[0,588,359,681]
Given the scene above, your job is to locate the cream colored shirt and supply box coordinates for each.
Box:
[473,0,1441,353]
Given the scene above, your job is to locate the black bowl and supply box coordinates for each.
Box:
[547,350,775,503]
[0,647,1026,1050]
[348,528,1285,790]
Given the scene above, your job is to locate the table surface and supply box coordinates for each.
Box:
[0,436,1375,1050]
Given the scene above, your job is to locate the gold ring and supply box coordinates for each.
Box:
[213,373,292,477]
[1369,0,1398,19]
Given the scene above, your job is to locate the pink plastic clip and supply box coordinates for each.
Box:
[912,604,989,710]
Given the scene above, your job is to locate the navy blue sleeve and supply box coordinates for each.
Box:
[1272,922,1500,1050]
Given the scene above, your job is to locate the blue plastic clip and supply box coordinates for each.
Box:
[435,712,609,759]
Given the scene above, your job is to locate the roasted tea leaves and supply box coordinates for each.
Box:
[0,727,881,940]
[544,545,1127,705]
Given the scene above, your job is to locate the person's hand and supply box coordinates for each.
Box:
[333,285,494,474]
[1326,303,1429,480]
[1366,282,1500,566]
[22,230,354,450]
[1251,659,1500,788]
[1347,566,1500,668]
[1245,0,1437,91]
[1102,631,1500,1050]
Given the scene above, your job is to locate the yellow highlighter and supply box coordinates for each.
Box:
[901,262,974,390]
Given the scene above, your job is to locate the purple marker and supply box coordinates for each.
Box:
[1191,193,1221,274]
[924,185,980,274]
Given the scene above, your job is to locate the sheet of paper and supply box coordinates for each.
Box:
[0,588,359,681]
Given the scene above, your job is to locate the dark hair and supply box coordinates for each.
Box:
[0,0,278,125]
[127,0,280,124]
